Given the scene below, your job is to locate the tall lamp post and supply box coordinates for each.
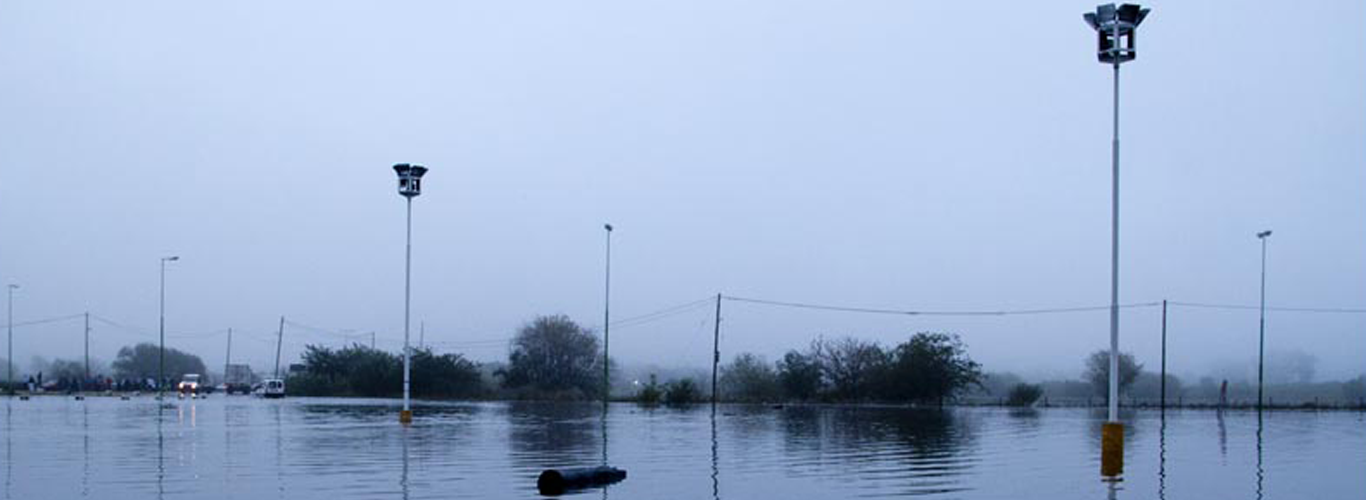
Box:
[6,284,17,396]
[158,256,179,400]
[393,163,427,424]
[1084,2,1149,478]
[1256,230,1272,410]
[602,223,613,408]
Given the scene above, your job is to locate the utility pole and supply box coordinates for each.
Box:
[711,293,722,406]
[371,332,376,351]
[274,316,284,379]
[419,321,425,350]
[7,284,17,395]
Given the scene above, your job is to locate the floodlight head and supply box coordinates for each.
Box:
[1084,3,1149,65]
[163,256,179,262]
[1257,230,1273,239]
[6,284,17,290]
[393,163,428,198]
[604,223,613,232]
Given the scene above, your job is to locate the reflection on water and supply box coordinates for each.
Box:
[1,398,1363,499]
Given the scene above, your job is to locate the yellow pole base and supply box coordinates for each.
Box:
[399,410,413,424]
[1101,422,1124,478]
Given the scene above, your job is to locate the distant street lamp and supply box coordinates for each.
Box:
[602,223,613,407]
[1084,2,1150,478]
[1257,230,1272,410]
[159,256,179,400]
[6,284,17,395]
[393,163,428,424]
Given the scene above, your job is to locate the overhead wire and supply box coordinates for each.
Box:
[723,295,1162,317]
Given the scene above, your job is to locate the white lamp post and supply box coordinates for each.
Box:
[1084,2,1150,478]
[393,163,427,424]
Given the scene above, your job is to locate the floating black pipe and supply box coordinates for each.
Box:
[537,466,627,495]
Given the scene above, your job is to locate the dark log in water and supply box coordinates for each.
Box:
[537,466,627,495]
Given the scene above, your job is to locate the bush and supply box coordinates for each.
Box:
[637,374,662,405]
[664,378,699,405]
[1006,383,1044,407]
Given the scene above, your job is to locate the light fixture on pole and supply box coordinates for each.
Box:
[6,284,17,396]
[602,223,613,408]
[1084,2,1149,479]
[393,163,428,424]
[1257,230,1272,410]
[159,256,179,401]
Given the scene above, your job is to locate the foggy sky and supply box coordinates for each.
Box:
[2,1,1364,382]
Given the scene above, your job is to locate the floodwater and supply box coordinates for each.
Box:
[2,397,1363,499]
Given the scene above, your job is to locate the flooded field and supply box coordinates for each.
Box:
[2,397,1363,499]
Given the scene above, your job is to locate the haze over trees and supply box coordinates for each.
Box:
[112,343,206,383]
[1084,350,1142,397]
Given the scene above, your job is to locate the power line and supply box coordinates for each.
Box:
[1,313,85,329]
[1169,301,1366,314]
[723,295,1162,317]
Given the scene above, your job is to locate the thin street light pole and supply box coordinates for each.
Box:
[159,256,178,400]
[1257,230,1272,410]
[1160,300,1167,410]
[711,293,722,407]
[6,284,17,395]
[84,312,90,381]
[602,223,613,408]
[224,327,232,389]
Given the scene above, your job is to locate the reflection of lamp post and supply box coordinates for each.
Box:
[602,223,613,407]
[6,284,17,395]
[159,256,179,400]
[1084,2,1149,478]
[1256,230,1272,410]
[393,163,428,424]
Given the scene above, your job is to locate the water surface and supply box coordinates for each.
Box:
[3,397,1363,499]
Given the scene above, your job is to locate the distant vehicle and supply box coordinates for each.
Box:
[223,364,255,395]
[177,374,202,398]
[260,378,285,399]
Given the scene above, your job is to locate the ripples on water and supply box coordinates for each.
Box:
[3,398,1363,499]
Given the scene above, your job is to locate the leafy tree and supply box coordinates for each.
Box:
[112,343,207,383]
[880,333,983,404]
[500,315,603,398]
[776,349,823,401]
[1006,383,1044,407]
[719,353,780,402]
[664,378,699,405]
[813,337,887,400]
[1084,350,1142,397]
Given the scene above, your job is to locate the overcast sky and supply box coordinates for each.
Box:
[2,1,1363,382]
